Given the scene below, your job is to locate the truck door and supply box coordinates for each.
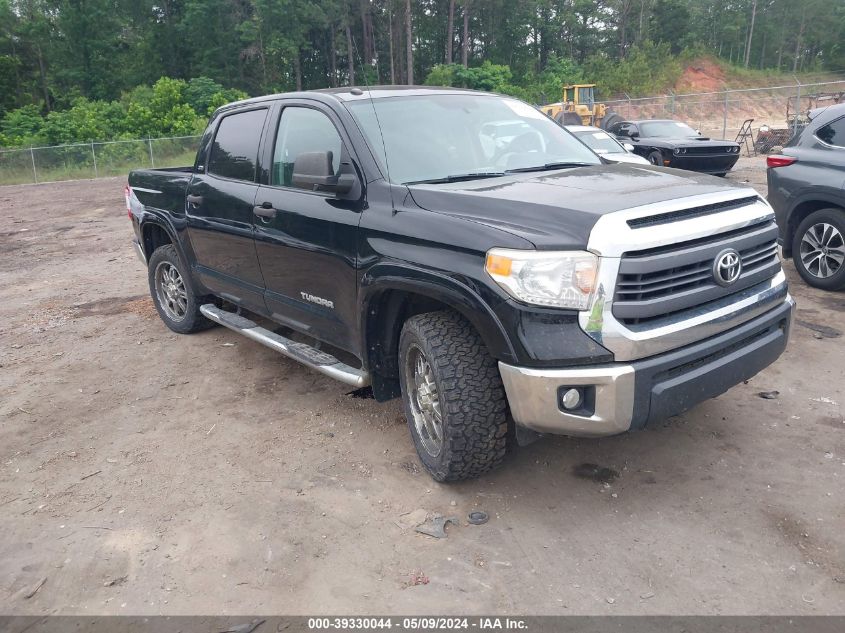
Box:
[253,102,364,355]
[185,106,269,311]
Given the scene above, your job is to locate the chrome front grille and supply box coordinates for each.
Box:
[613,220,781,325]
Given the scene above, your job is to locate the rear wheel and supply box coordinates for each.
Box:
[646,149,664,166]
[398,311,509,482]
[148,245,214,333]
[792,209,845,290]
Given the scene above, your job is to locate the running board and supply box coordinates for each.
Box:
[199,304,370,388]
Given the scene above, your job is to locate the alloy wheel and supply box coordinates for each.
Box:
[154,261,188,321]
[405,344,444,457]
[800,222,845,279]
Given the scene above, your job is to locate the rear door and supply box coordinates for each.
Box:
[186,107,270,311]
[252,100,365,354]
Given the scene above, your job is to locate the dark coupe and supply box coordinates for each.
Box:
[609,119,741,175]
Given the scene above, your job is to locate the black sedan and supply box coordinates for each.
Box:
[608,119,741,175]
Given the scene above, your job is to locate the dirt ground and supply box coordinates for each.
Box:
[1,157,844,616]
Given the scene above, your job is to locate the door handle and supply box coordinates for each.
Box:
[186,194,203,206]
[253,203,277,219]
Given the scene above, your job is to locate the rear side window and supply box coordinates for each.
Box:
[816,117,845,147]
[208,109,267,181]
[272,107,343,188]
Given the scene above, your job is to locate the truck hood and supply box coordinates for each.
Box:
[407,163,753,249]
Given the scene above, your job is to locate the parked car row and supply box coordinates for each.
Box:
[563,117,741,176]
[561,104,845,291]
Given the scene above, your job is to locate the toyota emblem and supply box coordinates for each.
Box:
[713,249,742,286]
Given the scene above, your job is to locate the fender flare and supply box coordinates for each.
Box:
[137,213,201,288]
[359,263,517,364]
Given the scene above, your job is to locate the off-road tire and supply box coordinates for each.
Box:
[791,208,845,290]
[147,244,214,334]
[398,311,509,482]
[647,149,663,166]
[601,112,622,131]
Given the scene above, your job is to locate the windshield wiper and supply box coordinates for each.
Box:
[506,161,594,173]
[403,172,506,185]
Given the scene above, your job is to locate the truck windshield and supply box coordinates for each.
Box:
[346,93,600,184]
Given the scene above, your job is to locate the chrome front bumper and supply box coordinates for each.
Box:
[500,295,794,437]
[499,362,636,436]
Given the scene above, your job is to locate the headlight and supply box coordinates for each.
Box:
[485,249,598,310]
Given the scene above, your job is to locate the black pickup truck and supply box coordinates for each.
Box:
[127,86,794,481]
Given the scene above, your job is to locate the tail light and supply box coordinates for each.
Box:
[124,185,132,218]
[767,155,797,168]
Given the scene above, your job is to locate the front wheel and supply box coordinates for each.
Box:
[647,150,664,166]
[148,244,214,333]
[792,209,845,290]
[398,311,509,482]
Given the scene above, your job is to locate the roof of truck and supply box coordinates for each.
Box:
[218,85,497,112]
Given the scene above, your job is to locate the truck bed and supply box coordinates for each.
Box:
[128,166,193,215]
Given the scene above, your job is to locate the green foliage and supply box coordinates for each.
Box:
[0,76,224,148]
[1,105,45,146]
[1,0,842,151]
[585,42,683,99]
[0,54,20,117]
[650,0,691,54]
[41,97,125,144]
[523,56,586,104]
[185,77,225,115]
[424,61,528,99]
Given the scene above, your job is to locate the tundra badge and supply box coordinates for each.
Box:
[301,292,334,309]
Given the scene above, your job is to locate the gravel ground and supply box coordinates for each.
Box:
[1,157,843,615]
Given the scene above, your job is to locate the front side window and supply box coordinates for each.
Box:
[346,93,600,184]
[815,117,845,147]
[207,109,267,181]
[272,107,343,188]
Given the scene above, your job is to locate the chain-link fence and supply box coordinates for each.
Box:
[3,79,845,186]
[602,79,845,156]
[0,135,201,186]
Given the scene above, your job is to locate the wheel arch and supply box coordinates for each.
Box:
[784,198,845,257]
[140,220,174,261]
[359,266,515,402]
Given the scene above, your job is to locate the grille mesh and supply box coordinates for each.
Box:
[613,220,780,326]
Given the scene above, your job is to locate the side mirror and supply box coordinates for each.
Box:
[291,151,355,195]
[623,142,635,152]
[629,134,639,141]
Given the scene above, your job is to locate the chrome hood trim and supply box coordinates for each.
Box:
[579,191,789,361]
